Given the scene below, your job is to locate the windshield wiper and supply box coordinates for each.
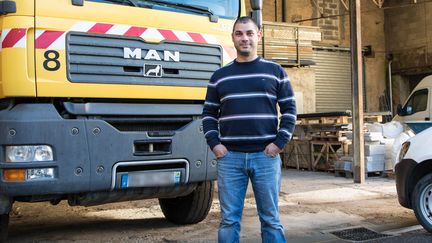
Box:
[138,0,218,22]
[99,0,139,7]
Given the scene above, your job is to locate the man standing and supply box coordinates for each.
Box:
[202,16,296,243]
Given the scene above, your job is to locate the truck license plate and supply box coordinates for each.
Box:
[119,170,182,189]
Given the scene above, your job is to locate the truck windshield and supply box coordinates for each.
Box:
[87,0,239,20]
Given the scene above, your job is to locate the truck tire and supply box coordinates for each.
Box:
[412,173,432,232]
[159,181,214,225]
[0,214,9,242]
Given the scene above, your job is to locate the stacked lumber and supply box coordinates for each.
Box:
[258,21,321,66]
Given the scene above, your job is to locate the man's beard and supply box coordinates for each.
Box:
[238,50,251,56]
[237,46,254,57]
[235,42,254,57]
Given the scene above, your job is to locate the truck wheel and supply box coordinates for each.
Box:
[159,181,214,224]
[0,214,9,241]
[412,173,432,232]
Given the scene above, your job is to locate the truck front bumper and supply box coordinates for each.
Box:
[0,103,217,197]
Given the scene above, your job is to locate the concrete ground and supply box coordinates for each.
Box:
[6,169,423,242]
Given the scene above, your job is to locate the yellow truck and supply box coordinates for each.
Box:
[0,0,262,239]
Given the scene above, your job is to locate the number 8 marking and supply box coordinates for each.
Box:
[43,50,61,71]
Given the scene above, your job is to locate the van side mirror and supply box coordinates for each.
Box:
[396,104,403,116]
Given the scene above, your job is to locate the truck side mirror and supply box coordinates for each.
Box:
[0,1,16,15]
[72,0,84,6]
[250,0,263,29]
[396,104,403,116]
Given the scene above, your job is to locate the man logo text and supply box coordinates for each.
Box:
[123,48,180,62]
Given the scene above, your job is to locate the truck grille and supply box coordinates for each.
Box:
[66,32,222,87]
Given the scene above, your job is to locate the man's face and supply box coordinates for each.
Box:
[231,21,262,57]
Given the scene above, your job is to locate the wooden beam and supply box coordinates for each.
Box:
[350,0,365,184]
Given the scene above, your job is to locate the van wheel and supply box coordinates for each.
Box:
[0,214,9,242]
[412,173,432,232]
[159,181,214,224]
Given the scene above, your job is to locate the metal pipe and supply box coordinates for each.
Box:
[282,0,287,22]
[388,60,394,116]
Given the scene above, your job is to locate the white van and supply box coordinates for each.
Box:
[393,75,432,133]
[395,127,432,232]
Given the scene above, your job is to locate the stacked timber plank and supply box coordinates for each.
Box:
[258,21,321,66]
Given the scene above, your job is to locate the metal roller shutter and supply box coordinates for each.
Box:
[313,47,352,112]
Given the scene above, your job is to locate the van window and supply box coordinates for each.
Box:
[401,89,428,116]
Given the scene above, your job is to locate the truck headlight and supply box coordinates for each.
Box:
[5,145,54,162]
[398,142,410,163]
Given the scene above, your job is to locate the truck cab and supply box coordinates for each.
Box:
[0,0,262,240]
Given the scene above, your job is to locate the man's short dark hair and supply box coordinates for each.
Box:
[232,16,260,32]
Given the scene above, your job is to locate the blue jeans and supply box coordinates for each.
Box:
[217,151,286,243]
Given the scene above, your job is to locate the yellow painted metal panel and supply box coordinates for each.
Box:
[6,0,34,16]
[36,81,207,100]
[0,16,35,98]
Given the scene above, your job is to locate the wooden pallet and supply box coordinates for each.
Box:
[310,130,348,141]
[294,124,347,140]
[311,136,340,142]
[347,115,383,124]
[300,116,350,125]
[301,115,383,125]
[335,170,386,178]
[364,115,383,123]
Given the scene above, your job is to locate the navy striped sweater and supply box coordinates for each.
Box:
[202,57,297,152]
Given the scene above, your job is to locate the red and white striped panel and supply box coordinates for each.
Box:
[34,21,236,62]
[1,22,236,62]
[0,28,27,51]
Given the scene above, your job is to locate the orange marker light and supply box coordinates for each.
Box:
[3,169,26,181]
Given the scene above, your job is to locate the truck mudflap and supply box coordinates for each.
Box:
[0,103,217,197]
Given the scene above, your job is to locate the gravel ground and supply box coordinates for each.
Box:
[5,170,418,242]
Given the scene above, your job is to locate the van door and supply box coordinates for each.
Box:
[398,88,430,122]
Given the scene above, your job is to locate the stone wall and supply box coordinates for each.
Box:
[385,1,432,74]
[315,0,342,43]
